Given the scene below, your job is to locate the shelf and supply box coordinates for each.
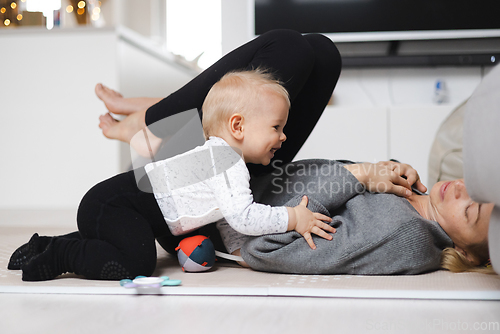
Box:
[342,53,499,68]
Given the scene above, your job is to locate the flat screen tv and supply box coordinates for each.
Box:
[255,0,500,66]
[255,0,500,42]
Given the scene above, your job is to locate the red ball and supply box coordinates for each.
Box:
[175,235,215,272]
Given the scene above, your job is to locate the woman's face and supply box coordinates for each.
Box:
[429,179,494,251]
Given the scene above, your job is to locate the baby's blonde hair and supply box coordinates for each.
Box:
[201,68,290,140]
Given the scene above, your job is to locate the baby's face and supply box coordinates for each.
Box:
[240,90,289,165]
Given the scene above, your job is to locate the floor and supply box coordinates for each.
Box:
[1,210,500,334]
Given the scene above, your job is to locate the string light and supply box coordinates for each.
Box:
[66,5,73,13]
[77,7,85,15]
[78,1,86,9]
[0,7,6,14]
[4,18,11,26]
[10,2,16,9]
[93,7,100,14]
[17,14,22,21]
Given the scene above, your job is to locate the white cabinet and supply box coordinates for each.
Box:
[296,105,454,188]
[295,106,388,163]
[389,106,454,186]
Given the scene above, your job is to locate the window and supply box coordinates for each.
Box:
[166,0,221,69]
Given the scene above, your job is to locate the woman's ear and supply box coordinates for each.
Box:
[454,245,480,265]
[229,113,244,140]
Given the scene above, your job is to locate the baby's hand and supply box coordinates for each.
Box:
[288,196,335,250]
[344,161,427,197]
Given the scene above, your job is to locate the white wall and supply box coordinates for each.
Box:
[0,27,195,210]
[0,28,120,210]
[221,0,254,55]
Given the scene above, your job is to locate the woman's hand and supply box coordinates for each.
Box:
[287,196,335,250]
[344,161,427,198]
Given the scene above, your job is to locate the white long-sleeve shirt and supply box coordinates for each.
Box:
[145,136,288,236]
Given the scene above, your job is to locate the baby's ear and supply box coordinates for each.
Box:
[229,113,244,140]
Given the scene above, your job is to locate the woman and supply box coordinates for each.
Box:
[234,160,494,275]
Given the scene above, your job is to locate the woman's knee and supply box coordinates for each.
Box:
[261,29,316,64]
[304,33,342,75]
[263,30,340,64]
[261,29,304,44]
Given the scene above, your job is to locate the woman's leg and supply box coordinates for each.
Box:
[98,29,341,174]
[249,33,341,175]
[21,171,170,281]
[145,30,338,132]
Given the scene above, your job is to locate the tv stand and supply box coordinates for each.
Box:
[336,37,500,68]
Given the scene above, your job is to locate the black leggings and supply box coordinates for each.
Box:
[32,171,165,279]
[21,29,341,280]
[146,29,342,176]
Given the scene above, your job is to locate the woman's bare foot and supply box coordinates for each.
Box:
[99,110,146,143]
[95,83,162,115]
[99,111,162,157]
[99,113,125,141]
[95,83,133,115]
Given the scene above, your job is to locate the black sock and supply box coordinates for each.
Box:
[8,233,52,270]
[21,238,64,281]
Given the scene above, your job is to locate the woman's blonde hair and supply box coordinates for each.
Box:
[441,241,496,275]
[201,68,290,140]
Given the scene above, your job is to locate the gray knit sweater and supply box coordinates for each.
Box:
[240,160,453,275]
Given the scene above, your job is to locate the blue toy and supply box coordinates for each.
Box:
[175,235,215,272]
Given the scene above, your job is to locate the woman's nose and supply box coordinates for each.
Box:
[454,180,468,199]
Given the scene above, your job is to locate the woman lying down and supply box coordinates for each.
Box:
[216,159,494,275]
[8,159,494,278]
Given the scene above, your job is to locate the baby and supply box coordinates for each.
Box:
[145,69,335,251]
